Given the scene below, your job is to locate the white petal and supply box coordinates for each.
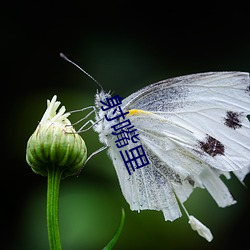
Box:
[40,95,71,125]
[188,215,213,242]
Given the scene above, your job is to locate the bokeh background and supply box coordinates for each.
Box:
[2,2,250,250]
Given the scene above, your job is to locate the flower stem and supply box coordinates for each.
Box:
[47,165,63,250]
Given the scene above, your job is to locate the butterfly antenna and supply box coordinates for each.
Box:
[60,53,104,91]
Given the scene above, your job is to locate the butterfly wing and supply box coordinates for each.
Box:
[107,132,186,221]
[106,72,250,221]
[122,71,250,173]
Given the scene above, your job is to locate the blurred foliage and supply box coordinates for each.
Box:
[2,2,250,250]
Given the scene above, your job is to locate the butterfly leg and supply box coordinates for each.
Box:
[70,105,96,114]
[77,145,108,176]
[77,120,95,132]
[68,106,99,132]
[70,106,96,125]
[85,145,108,165]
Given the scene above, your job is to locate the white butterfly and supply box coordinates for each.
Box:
[58,61,249,241]
[86,71,250,242]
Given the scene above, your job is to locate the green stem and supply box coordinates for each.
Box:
[47,165,63,250]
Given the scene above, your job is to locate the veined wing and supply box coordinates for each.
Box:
[126,113,238,207]
[122,72,250,173]
[107,112,238,222]
[122,72,249,113]
[107,133,183,222]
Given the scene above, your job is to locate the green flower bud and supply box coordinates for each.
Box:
[26,95,87,178]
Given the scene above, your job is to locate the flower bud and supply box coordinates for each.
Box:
[26,95,87,178]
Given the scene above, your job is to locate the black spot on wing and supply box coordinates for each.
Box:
[186,177,195,186]
[224,111,243,130]
[199,135,225,157]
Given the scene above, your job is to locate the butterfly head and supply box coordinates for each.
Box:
[93,90,118,146]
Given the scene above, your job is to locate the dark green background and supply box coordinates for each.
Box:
[2,2,250,250]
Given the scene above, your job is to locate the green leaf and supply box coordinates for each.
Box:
[102,208,125,250]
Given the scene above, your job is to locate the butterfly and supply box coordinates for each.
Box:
[89,71,250,241]
[60,53,250,241]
